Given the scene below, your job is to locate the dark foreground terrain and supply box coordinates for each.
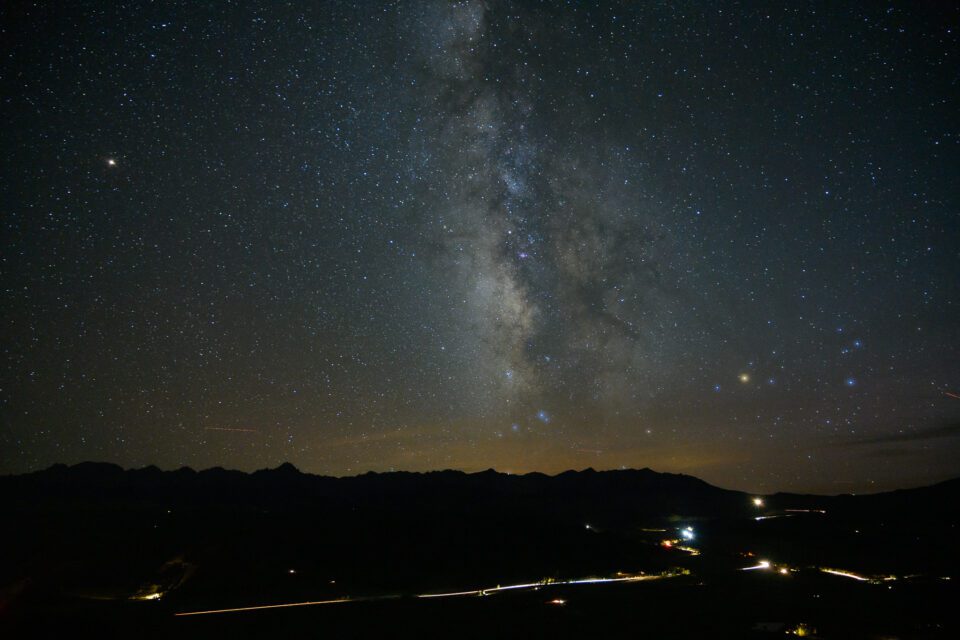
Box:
[2,463,958,638]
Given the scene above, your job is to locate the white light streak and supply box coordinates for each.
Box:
[180,571,683,616]
[176,598,351,616]
[819,568,869,582]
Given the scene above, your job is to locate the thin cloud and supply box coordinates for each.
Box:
[847,422,960,446]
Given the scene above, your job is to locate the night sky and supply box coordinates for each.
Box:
[2,1,958,493]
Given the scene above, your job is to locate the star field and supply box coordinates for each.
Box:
[2,1,958,493]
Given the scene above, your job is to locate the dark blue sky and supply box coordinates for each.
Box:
[2,1,958,493]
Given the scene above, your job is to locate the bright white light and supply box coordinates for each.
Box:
[106,158,117,167]
[681,527,694,540]
[752,497,764,507]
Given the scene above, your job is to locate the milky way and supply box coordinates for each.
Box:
[2,1,958,492]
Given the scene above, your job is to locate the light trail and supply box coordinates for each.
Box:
[564,575,658,586]
[417,589,482,599]
[944,391,960,400]
[176,572,677,616]
[754,514,794,521]
[820,568,869,582]
[175,598,351,616]
[417,573,670,599]
[740,561,771,571]
[204,427,260,433]
[481,581,543,594]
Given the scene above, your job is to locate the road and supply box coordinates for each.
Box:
[175,571,681,616]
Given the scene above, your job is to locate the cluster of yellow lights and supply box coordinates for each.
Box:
[661,539,699,554]
[659,527,698,554]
